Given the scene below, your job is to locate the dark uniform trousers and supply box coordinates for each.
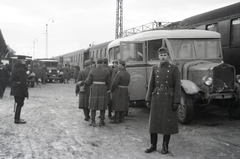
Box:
[91,110,105,122]
[14,96,25,120]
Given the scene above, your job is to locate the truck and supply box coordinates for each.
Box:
[32,59,63,83]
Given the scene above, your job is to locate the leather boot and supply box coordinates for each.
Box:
[161,135,170,154]
[160,142,168,154]
[145,133,157,153]
[145,145,156,153]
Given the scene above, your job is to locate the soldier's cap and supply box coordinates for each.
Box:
[158,46,169,54]
[97,57,103,64]
[84,60,91,66]
[118,60,126,66]
[102,57,108,63]
[112,60,118,64]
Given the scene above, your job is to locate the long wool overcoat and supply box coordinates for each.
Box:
[111,68,130,111]
[85,64,110,110]
[77,66,91,109]
[10,63,29,98]
[145,62,181,135]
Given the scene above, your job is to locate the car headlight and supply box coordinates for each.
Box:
[236,75,240,84]
[49,70,52,73]
[203,76,213,86]
[57,70,60,73]
[26,70,30,74]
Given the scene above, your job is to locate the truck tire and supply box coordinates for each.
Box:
[228,100,240,120]
[177,89,194,125]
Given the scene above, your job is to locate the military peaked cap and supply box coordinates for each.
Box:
[158,46,169,54]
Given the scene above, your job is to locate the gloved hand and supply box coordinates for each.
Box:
[172,103,180,111]
[146,102,151,109]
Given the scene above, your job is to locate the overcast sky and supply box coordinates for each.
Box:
[1,0,239,58]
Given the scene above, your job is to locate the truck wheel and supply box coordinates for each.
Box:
[31,81,35,87]
[177,90,194,125]
[228,100,240,120]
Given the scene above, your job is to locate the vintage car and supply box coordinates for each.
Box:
[33,59,63,83]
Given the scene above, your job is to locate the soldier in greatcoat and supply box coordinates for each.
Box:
[145,46,181,154]
[110,60,130,123]
[102,57,113,118]
[10,56,29,124]
[85,58,110,126]
[76,60,91,121]
[41,62,47,84]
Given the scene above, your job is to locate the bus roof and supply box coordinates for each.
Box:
[108,29,221,48]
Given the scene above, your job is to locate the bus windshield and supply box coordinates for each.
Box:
[169,39,222,59]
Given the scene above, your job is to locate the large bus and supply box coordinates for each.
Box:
[179,2,240,74]
[108,29,240,124]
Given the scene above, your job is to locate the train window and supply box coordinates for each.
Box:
[96,50,99,59]
[231,18,240,46]
[104,48,107,57]
[170,40,196,59]
[148,39,162,61]
[100,49,102,57]
[206,23,218,32]
[121,43,143,62]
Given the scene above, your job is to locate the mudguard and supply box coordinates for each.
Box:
[181,79,201,94]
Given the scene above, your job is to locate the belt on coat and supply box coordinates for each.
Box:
[14,81,21,84]
[118,85,128,88]
[157,84,172,90]
[93,81,106,84]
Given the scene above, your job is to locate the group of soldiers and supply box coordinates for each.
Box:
[8,46,181,155]
[75,57,130,127]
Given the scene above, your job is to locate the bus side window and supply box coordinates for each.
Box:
[148,39,162,61]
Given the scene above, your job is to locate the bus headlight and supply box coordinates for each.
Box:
[49,70,52,73]
[203,76,213,86]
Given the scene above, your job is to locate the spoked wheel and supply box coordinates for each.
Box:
[177,89,194,125]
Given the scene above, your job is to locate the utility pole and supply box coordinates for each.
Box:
[45,17,54,58]
[33,38,38,59]
[115,0,123,39]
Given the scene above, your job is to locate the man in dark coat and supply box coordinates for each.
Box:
[110,60,130,123]
[76,60,91,121]
[10,56,29,124]
[74,63,80,83]
[41,62,47,84]
[0,62,9,99]
[85,58,110,126]
[145,46,181,154]
[102,57,113,118]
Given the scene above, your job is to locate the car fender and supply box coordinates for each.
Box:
[181,79,201,94]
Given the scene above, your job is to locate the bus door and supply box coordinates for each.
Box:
[120,41,147,101]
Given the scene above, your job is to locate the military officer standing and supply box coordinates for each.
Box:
[102,57,113,118]
[85,58,110,126]
[145,46,181,154]
[10,56,29,124]
[76,60,92,121]
[110,60,130,123]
